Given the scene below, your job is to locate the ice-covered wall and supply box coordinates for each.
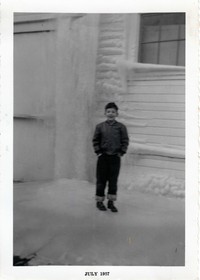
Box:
[54,14,99,181]
[14,15,57,181]
[14,13,185,192]
[94,14,126,107]
[120,63,185,181]
[14,14,99,182]
[94,14,185,195]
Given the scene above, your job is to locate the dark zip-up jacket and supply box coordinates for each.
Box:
[93,120,129,156]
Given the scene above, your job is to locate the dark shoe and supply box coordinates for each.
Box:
[96,201,107,211]
[107,200,118,212]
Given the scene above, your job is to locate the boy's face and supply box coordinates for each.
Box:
[105,108,118,120]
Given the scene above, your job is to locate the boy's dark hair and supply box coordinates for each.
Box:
[105,102,118,111]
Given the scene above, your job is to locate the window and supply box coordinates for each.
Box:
[139,13,185,66]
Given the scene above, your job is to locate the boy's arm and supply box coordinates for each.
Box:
[120,125,129,156]
[92,125,102,155]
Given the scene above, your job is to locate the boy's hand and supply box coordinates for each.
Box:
[97,153,103,157]
[117,152,125,157]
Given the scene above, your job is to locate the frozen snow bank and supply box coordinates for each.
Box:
[128,143,185,159]
[119,166,185,199]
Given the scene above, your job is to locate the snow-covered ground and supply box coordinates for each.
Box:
[14,178,185,266]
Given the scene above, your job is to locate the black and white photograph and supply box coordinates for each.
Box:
[0,0,199,279]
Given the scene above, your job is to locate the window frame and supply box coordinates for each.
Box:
[138,13,185,66]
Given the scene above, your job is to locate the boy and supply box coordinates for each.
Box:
[92,102,129,212]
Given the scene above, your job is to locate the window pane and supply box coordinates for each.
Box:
[178,41,185,66]
[141,43,158,64]
[159,13,185,25]
[141,26,160,43]
[179,25,185,39]
[159,41,178,65]
[160,25,179,41]
[141,13,185,26]
[139,13,185,66]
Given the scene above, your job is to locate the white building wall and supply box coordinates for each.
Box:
[94,14,126,107]
[14,15,57,181]
[124,65,185,179]
[14,13,99,182]
[54,14,99,181]
[14,13,185,186]
[95,14,185,183]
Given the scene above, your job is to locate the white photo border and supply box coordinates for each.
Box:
[0,0,199,279]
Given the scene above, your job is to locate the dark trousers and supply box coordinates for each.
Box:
[96,154,121,201]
